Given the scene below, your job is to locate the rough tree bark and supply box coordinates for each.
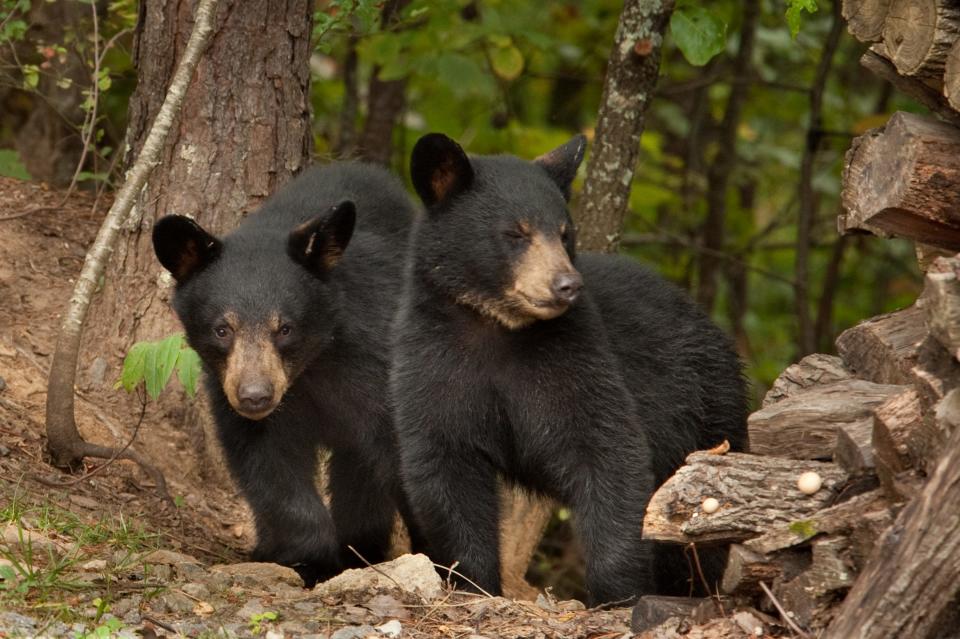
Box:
[824,389,960,639]
[574,0,674,254]
[45,0,220,471]
[83,0,313,384]
[696,0,759,312]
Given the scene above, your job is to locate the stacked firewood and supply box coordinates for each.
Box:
[634,2,960,637]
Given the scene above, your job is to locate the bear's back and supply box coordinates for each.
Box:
[577,253,748,479]
[242,162,417,240]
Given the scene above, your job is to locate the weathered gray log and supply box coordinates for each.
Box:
[944,39,960,110]
[720,544,784,595]
[761,354,851,408]
[642,452,847,544]
[872,388,923,499]
[824,388,960,639]
[908,337,960,471]
[631,596,701,632]
[776,536,856,631]
[843,0,890,42]
[834,418,875,476]
[835,305,926,385]
[748,380,903,460]
[744,488,889,556]
[915,242,955,272]
[883,0,960,78]
[839,112,960,251]
[921,255,960,359]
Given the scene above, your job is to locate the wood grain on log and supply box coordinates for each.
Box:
[859,50,960,130]
[642,452,847,544]
[744,488,889,556]
[748,380,903,460]
[840,111,960,251]
[843,0,891,42]
[835,305,926,385]
[834,418,875,475]
[944,39,960,110]
[825,388,960,639]
[776,536,855,631]
[761,354,851,408]
[871,388,923,499]
[915,242,955,271]
[921,255,960,359]
[720,544,783,595]
[883,0,960,78]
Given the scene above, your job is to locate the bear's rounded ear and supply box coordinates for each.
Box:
[152,215,223,282]
[534,134,587,201]
[288,200,356,276]
[410,133,474,207]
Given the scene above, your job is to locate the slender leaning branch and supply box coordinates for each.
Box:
[45,0,220,472]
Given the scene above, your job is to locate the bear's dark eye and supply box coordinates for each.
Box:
[214,325,231,339]
[503,226,530,243]
[279,324,292,337]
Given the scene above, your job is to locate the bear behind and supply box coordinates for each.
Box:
[391,134,748,604]
[153,162,420,585]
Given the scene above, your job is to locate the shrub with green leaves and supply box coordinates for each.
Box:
[116,333,201,400]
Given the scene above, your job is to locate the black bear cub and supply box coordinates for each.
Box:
[153,163,420,586]
[391,134,748,604]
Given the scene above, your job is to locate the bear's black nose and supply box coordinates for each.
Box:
[551,272,583,305]
[238,380,274,414]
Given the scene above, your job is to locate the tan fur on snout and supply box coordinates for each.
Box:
[220,312,290,420]
[458,230,580,330]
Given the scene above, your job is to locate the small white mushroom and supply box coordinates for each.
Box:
[702,497,720,514]
[797,471,822,495]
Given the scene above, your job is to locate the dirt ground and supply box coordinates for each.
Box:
[0,177,767,638]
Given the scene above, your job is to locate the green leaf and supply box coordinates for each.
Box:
[96,69,111,92]
[22,64,39,89]
[434,53,486,95]
[143,340,161,400]
[490,44,524,81]
[786,0,818,38]
[175,347,201,398]
[155,334,183,394]
[118,342,150,393]
[670,7,726,66]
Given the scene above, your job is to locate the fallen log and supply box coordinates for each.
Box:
[834,418,874,476]
[761,354,851,408]
[921,254,960,359]
[883,0,960,79]
[843,0,890,43]
[775,536,855,631]
[872,388,924,499]
[748,380,903,460]
[834,305,926,385]
[744,488,889,556]
[642,452,847,544]
[945,38,960,110]
[839,111,960,251]
[824,389,960,639]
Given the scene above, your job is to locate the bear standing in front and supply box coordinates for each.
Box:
[390,134,748,604]
[152,163,421,586]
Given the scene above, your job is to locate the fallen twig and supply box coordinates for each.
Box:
[760,580,812,638]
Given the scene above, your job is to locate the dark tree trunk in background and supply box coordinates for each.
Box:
[86,0,312,360]
[335,32,360,157]
[0,1,86,185]
[356,0,410,166]
[795,0,844,356]
[695,0,759,313]
[575,0,674,253]
[80,0,312,479]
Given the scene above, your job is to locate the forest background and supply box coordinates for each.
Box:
[0,0,922,407]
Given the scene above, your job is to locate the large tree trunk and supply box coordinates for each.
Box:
[574,0,674,254]
[85,0,313,373]
[80,1,312,481]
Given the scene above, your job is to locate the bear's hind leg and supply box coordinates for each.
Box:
[328,449,396,569]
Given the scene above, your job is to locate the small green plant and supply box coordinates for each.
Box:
[116,333,201,400]
[788,519,818,540]
[249,611,278,635]
[0,521,88,603]
[77,615,123,639]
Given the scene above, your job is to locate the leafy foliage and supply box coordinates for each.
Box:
[116,334,201,400]
[786,0,819,37]
[670,6,727,66]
